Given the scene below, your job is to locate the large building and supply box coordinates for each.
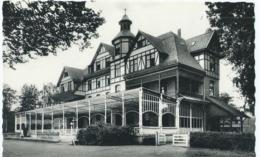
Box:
[15,14,245,140]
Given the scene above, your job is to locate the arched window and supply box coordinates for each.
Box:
[162,113,175,127]
[115,85,121,93]
[143,112,158,126]
[126,112,139,126]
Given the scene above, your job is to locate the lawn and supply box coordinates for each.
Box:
[3,140,255,157]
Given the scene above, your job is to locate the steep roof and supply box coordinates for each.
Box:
[56,66,84,86]
[112,30,135,42]
[90,42,115,65]
[186,31,215,53]
[136,31,204,72]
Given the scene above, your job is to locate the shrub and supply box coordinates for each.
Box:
[190,132,255,152]
[77,123,137,145]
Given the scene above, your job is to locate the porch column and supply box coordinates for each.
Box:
[139,88,143,133]
[158,95,162,129]
[41,110,44,133]
[88,100,91,126]
[190,103,192,130]
[176,100,180,129]
[62,104,65,133]
[29,113,32,132]
[104,96,107,124]
[20,113,22,132]
[25,112,27,127]
[51,112,54,131]
[240,116,243,133]
[111,110,113,125]
[35,112,37,135]
[76,103,78,133]
[122,92,126,126]
[14,114,17,132]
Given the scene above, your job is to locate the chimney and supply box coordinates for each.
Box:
[177,29,181,37]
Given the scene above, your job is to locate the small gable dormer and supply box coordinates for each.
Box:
[112,14,135,58]
[89,43,114,73]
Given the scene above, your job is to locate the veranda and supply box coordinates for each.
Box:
[15,87,205,137]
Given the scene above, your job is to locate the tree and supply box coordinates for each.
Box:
[3,84,17,114]
[205,2,255,114]
[219,92,236,108]
[39,83,58,107]
[20,84,39,111]
[3,1,105,69]
[3,84,17,132]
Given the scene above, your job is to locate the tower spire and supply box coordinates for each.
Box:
[124,8,127,15]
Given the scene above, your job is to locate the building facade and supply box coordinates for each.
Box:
[15,14,245,138]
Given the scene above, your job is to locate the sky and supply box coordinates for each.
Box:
[3,0,245,108]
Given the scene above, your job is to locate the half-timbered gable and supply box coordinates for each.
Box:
[85,43,114,97]
[55,66,85,101]
[125,31,160,75]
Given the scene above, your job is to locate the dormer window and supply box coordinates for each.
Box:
[136,36,149,49]
[105,58,110,68]
[96,61,101,71]
[64,72,68,77]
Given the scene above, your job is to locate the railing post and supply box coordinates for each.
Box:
[139,88,143,134]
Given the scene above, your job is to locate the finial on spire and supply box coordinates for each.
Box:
[124,8,127,15]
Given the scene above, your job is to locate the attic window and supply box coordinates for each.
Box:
[191,41,196,46]
[64,72,69,77]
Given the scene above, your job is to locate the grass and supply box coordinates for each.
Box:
[3,139,255,157]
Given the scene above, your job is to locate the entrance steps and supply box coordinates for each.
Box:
[155,132,190,147]
[172,133,190,147]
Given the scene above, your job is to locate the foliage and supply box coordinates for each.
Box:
[190,132,255,152]
[3,1,105,69]
[20,84,40,111]
[39,83,58,107]
[219,92,236,107]
[3,84,17,114]
[77,123,137,145]
[205,2,255,114]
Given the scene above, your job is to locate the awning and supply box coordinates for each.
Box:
[206,96,247,117]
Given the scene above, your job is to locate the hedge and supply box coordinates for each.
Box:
[190,132,255,152]
[77,123,137,145]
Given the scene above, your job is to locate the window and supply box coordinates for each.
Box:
[60,84,65,93]
[68,82,72,91]
[96,61,101,71]
[115,63,121,77]
[180,103,190,128]
[96,77,101,88]
[115,44,120,56]
[105,75,110,86]
[136,36,149,49]
[145,53,155,68]
[209,80,215,96]
[115,85,121,93]
[63,72,69,77]
[105,58,110,68]
[191,105,203,128]
[88,80,92,91]
[210,56,216,72]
